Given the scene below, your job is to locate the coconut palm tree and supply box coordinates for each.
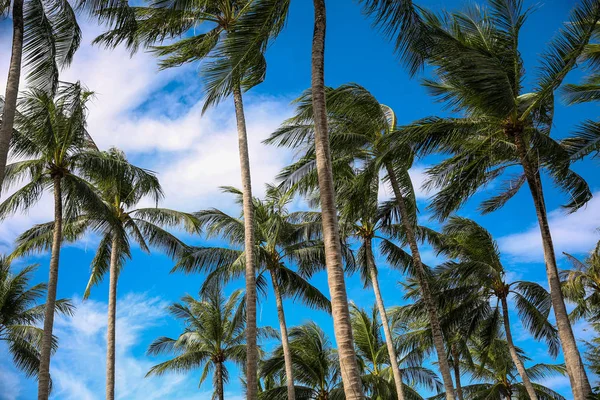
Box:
[436,217,560,400]
[174,185,331,400]
[432,337,566,400]
[266,83,456,399]
[260,322,345,400]
[561,240,600,323]
[0,257,73,383]
[0,82,117,400]
[350,304,442,400]
[146,287,274,400]
[364,1,600,397]
[0,0,81,185]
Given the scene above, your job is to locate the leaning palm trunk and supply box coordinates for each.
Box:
[385,164,456,400]
[500,296,537,400]
[311,1,364,398]
[269,269,295,400]
[0,0,24,185]
[216,361,225,400]
[513,134,591,400]
[106,234,120,400]
[37,176,63,400]
[450,344,463,400]
[366,238,405,400]
[232,84,258,400]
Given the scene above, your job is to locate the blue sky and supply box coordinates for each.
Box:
[1,0,600,399]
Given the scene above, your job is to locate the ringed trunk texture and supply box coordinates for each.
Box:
[269,269,295,400]
[232,85,258,400]
[514,134,591,400]
[451,344,463,400]
[37,176,63,400]
[0,0,24,185]
[365,237,405,400]
[385,164,456,400]
[215,361,224,400]
[106,234,120,400]
[311,1,364,398]
[500,296,537,400]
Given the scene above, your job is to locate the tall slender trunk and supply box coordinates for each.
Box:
[106,234,120,400]
[500,296,538,400]
[37,176,63,400]
[215,360,224,400]
[311,1,364,398]
[451,343,463,400]
[232,84,258,400]
[0,0,24,185]
[269,268,295,400]
[365,237,405,400]
[514,134,591,400]
[385,163,456,400]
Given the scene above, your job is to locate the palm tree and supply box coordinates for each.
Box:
[561,240,600,323]
[266,83,456,399]
[364,1,600,398]
[350,304,442,400]
[432,337,566,400]
[147,287,264,400]
[0,82,115,400]
[175,185,331,400]
[0,0,81,184]
[437,217,560,400]
[260,322,345,400]
[0,257,73,382]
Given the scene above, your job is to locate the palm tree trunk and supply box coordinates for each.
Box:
[451,343,463,400]
[311,1,364,398]
[232,84,258,400]
[269,269,295,400]
[0,0,24,185]
[106,234,120,400]
[500,296,538,400]
[365,237,405,400]
[385,163,456,400]
[216,360,225,400]
[514,134,591,400]
[37,175,63,400]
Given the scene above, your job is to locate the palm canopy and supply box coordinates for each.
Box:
[146,287,276,391]
[0,257,73,378]
[375,0,600,220]
[174,185,331,312]
[349,304,442,400]
[561,241,600,323]
[435,217,560,357]
[259,322,345,400]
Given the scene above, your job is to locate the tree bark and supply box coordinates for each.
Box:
[311,1,364,398]
[0,0,24,185]
[513,134,591,400]
[365,237,405,400]
[37,175,63,400]
[500,296,538,400]
[269,269,295,400]
[106,234,120,400]
[232,84,258,400]
[215,360,224,400]
[451,343,463,400]
[385,163,456,400]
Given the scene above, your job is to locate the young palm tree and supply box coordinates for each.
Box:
[147,287,266,400]
[350,304,442,400]
[266,83,456,399]
[0,257,73,382]
[437,217,560,400]
[260,322,345,400]
[0,0,81,184]
[365,2,600,398]
[175,185,331,400]
[0,82,115,400]
[561,241,600,323]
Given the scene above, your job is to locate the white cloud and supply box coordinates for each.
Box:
[498,193,600,262]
